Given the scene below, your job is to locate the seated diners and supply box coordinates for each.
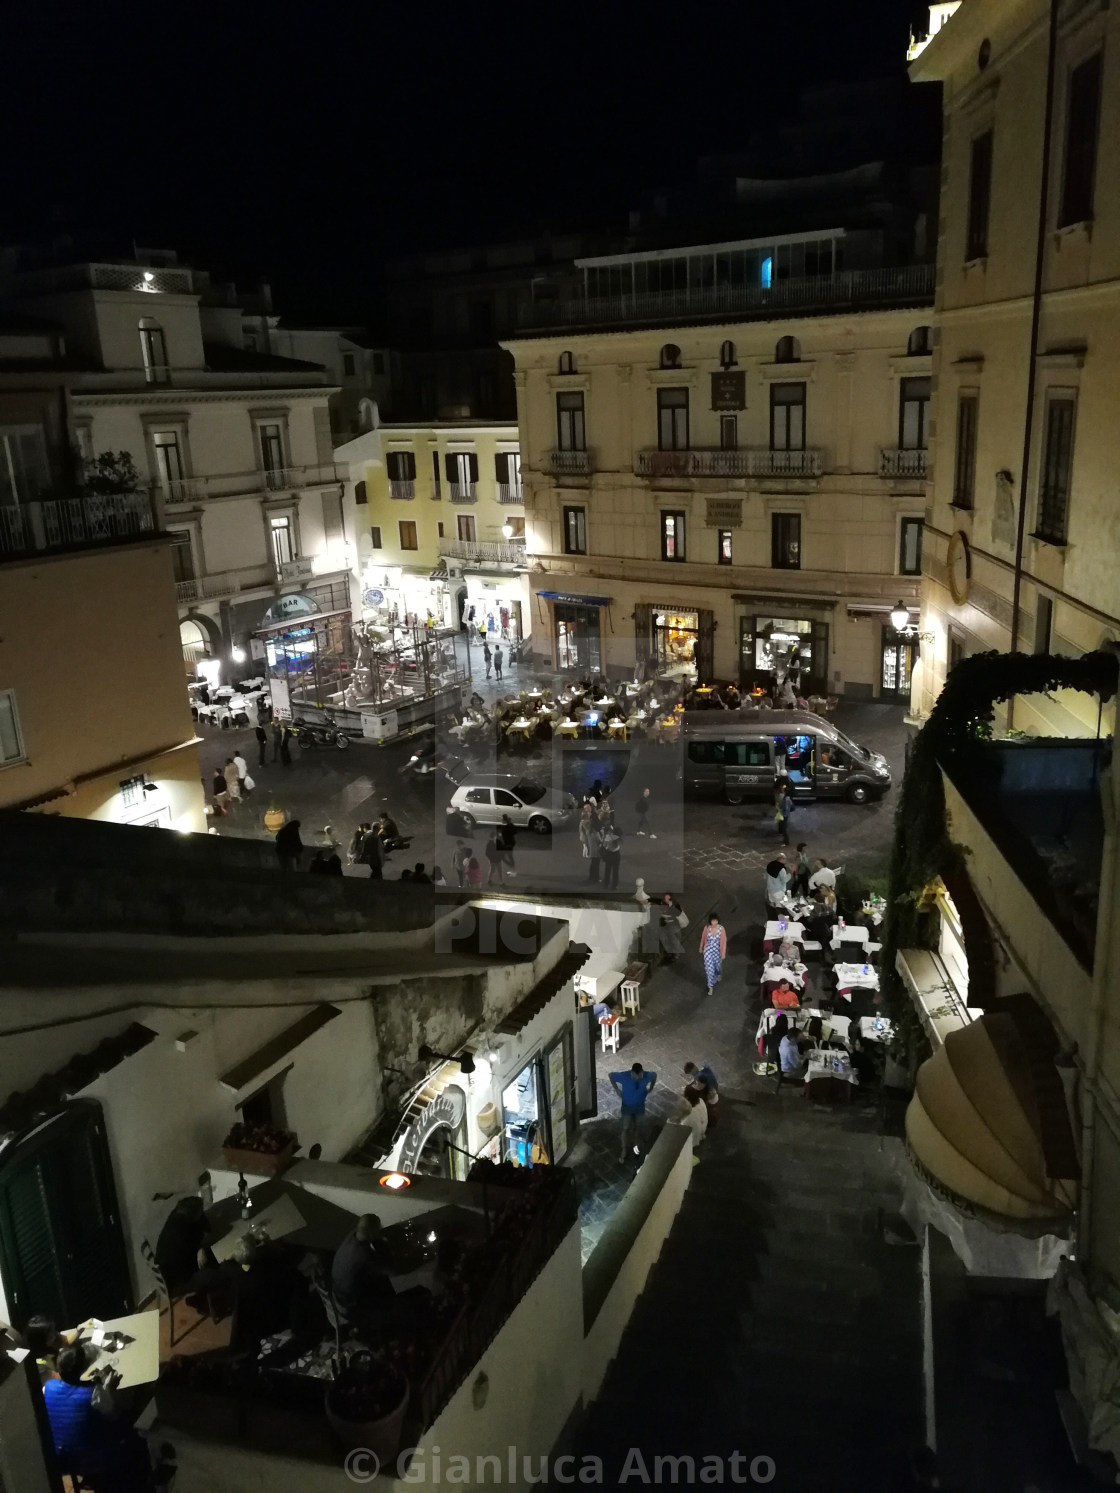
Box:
[155,1195,215,1294]
[44,1342,156,1490]
[770,978,800,1009]
[331,1214,396,1333]
[779,1028,808,1076]
[808,858,837,894]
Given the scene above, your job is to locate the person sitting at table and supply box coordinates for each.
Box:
[779,1029,808,1075]
[155,1195,215,1294]
[20,1315,84,1384]
[762,1012,789,1072]
[44,1342,155,1491]
[849,1035,879,1088]
[808,858,837,894]
[777,935,801,967]
[770,978,800,1009]
[331,1214,396,1333]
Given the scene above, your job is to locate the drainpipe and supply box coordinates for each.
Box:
[1007,0,1060,730]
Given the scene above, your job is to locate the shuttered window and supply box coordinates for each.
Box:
[952,394,978,509]
[386,451,417,481]
[322,489,344,546]
[1036,398,1076,544]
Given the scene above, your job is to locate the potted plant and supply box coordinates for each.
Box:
[263,804,286,834]
[325,1348,409,1461]
[221,1120,298,1177]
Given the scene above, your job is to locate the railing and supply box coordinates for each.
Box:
[497,483,525,504]
[389,479,416,501]
[636,448,823,479]
[879,448,929,479]
[0,491,156,558]
[546,449,591,476]
[8,261,195,297]
[449,482,477,503]
[518,263,936,332]
[442,539,528,566]
[175,564,275,605]
[154,463,343,505]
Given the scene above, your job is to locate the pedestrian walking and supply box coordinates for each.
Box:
[601,815,622,890]
[279,726,292,767]
[210,769,229,816]
[635,786,655,838]
[609,1062,657,1164]
[497,815,517,878]
[275,818,303,871]
[466,855,484,889]
[483,641,492,679]
[255,723,268,767]
[579,806,601,883]
[793,842,811,896]
[271,719,284,763]
[224,758,242,805]
[232,751,250,793]
[683,1061,720,1130]
[484,834,505,886]
[357,824,383,879]
[452,840,471,888]
[699,912,727,995]
[493,645,503,681]
[658,893,686,960]
[774,780,794,846]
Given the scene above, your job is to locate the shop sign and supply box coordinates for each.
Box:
[397,1085,468,1173]
[362,587,385,607]
[261,593,319,627]
[536,591,611,607]
[710,371,746,411]
[705,497,743,528]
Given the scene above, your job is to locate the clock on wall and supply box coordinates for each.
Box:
[947,530,971,605]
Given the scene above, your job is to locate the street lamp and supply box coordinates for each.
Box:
[501,521,514,540]
[418,1042,475,1075]
[890,600,912,632]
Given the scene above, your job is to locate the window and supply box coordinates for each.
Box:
[966,130,993,261]
[372,352,386,376]
[1060,52,1102,227]
[151,431,185,494]
[0,426,51,504]
[770,383,806,450]
[771,513,801,569]
[948,631,965,673]
[719,340,736,369]
[659,344,681,369]
[1036,396,1076,543]
[1034,594,1054,655]
[386,451,416,481]
[720,414,738,451]
[354,479,367,505]
[907,326,933,356]
[399,520,418,550]
[456,514,476,542]
[445,452,479,494]
[556,392,586,451]
[371,525,383,548]
[899,517,923,575]
[657,388,689,451]
[465,788,492,806]
[139,320,169,384]
[563,505,587,555]
[0,690,25,766]
[558,351,575,374]
[899,377,932,450]
[432,450,442,498]
[437,521,445,538]
[661,510,686,561]
[775,335,801,363]
[270,515,294,567]
[342,352,356,377]
[505,516,525,540]
[718,529,733,565]
[761,256,772,288]
[952,394,978,509]
[168,529,194,583]
[259,422,285,476]
[495,450,523,496]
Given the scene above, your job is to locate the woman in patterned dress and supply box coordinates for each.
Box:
[699,913,727,995]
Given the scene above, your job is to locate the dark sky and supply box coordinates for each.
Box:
[7,0,930,322]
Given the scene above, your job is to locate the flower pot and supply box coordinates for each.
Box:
[221,1138,297,1177]
[264,806,286,834]
[325,1375,409,1462]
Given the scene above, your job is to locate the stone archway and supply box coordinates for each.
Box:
[180,611,221,677]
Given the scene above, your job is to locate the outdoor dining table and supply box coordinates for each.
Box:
[75,1310,160,1391]
[858,1014,894,1043]
[761,961,807,992]
[607,718,628,739]
[206,1176,359,1258]
[830,924,871,953]
[557,718,579,738]
[833,961,880,995]
[210,1190,308,1261]
[764,919,805,951]
[804,1048,858,1100]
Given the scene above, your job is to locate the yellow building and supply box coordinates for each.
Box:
[0,331,204,830]
[505,233,936,699]
[911,0,1120,733]
[337,418,528,643]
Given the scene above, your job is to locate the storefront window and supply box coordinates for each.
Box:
[740,617,829,693]
[502,1061,542,1166]
[555,603,601,672]
[653,610,698,680]
[501,1035,574,1168]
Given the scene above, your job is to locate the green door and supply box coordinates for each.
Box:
[0,1103,132,1331]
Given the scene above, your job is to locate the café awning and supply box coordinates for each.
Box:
[905,1013,1079,1227]
[536,590,612,608]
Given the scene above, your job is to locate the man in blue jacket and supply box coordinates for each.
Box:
[610,1062,657,1164]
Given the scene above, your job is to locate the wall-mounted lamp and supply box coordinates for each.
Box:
[418,1042,475,1076]
[890,600,912,632]
[501,521,514,540]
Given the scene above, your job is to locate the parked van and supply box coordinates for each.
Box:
[682,709,891,805]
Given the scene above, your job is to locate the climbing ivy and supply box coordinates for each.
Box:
[882,649,1118,1059]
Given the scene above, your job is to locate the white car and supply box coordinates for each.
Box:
[448,775,577,835]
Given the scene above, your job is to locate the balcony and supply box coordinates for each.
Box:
[9,261,196,296]
[175,564,276,605]
[389,479,416,501]
[635,448,823,479]
[519,262,936,333]
[442,539,528,567]
[449,482,477,504]
[154,463,343,506]
[879,448,928,480]
[546,450,591,477]
[497,483,525,504]
[0,491,156,559]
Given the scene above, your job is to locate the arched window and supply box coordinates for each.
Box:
[659,343,681,370]
[719,340,737,369]
[907,325,933,356]
[558,351,575,375]
[358,398,378,430]
[775,335,801,363]
[139,318,169,384]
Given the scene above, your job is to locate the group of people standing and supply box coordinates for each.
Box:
[608,1058,719,1165]
[577,780,654,889]
[210,750,253,815]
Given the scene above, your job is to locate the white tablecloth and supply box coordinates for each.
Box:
[804,1050,858,1086]
[830,925,870,952]
[761,961,806,990]
[858,1015,894,1044]
[764,920,805,944]
[834,962,879,993]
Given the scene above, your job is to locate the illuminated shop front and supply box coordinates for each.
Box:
[653,609,698,680]
[501,1029,576,1168]
[739,615,829,695]
[464,576,524,647]
[539,590,609,673]
[361,564,452,631]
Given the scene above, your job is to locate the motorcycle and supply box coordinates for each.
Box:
[295,716,351,751]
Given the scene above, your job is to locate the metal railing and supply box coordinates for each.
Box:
[879,448,928,479]
[635,448,823,479]
[449,482,477,503]
[1,491,156,558]
[389,479,416,501]
[8,261,195,297]
[519,263,936,332]
[442,539,528,566]
[497,483,525,504]
[175,564,275,605]
[546,449,591,476]
[154,463,343,505]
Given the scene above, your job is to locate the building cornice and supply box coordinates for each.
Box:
[73,385,334,408]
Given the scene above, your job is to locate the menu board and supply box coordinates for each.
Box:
[547,1043,568,1162]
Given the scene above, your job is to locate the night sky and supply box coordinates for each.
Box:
[7,0,931,322]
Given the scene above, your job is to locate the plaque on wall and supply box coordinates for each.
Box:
[710,371,746,411]
[705,497,743,528]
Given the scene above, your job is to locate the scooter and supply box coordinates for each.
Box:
[295,715,351,751]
